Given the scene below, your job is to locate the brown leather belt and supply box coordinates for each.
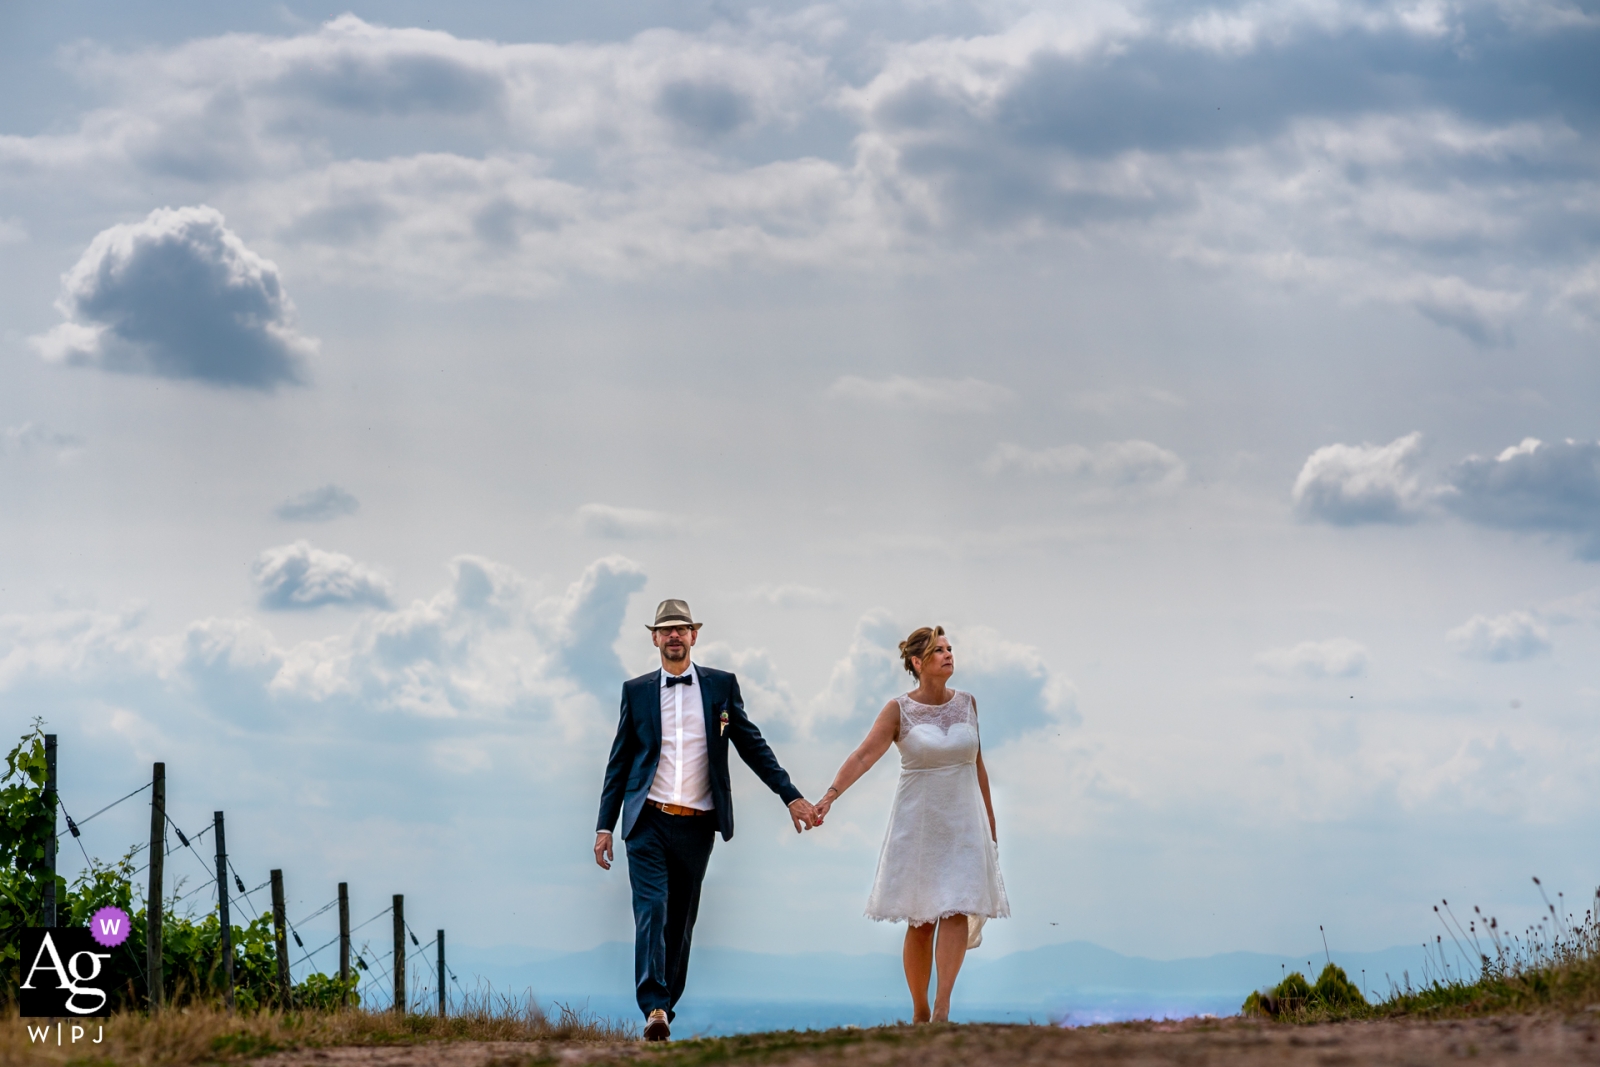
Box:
[648,800,711,817]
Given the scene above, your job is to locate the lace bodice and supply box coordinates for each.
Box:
[897,690,975,734]
[895,691,978,772]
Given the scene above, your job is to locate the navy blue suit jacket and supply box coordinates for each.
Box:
[597,665,802,842]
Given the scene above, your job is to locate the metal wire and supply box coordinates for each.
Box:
[73,782,152,827]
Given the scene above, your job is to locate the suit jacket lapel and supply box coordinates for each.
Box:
[698,667,717,749]
[645,670,663,752]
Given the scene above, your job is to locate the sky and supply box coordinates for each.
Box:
[2,0,1599,980]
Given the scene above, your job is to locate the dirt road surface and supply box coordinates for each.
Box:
[251,1014,1600,1067]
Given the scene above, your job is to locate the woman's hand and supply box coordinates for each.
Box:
[814,789,838,823]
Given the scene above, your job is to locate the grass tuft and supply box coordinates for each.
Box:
[1244,882,1600,1023]
[2,993,632,1067]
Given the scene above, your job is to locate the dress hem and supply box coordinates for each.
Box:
[864,908,1008,925]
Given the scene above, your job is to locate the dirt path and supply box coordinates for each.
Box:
[250,1014,1600,1067]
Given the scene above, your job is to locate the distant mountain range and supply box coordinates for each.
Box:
[443,938,1441,1032]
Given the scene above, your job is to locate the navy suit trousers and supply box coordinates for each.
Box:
[625,805,715,1020]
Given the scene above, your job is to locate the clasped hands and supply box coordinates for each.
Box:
[788,788,840,832]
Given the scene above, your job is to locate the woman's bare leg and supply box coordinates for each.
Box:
[902,923,936,1022]
[931,915,969,1022]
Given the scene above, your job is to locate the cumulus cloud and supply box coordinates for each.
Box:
[693,642,801,742]
[984,440,1186,489]
[0,556,647,733]
[1447,611,1552,662]
[828,376,1013,413]
[275,484,361,522]
[573,503,689,540]
[31,206,316,389]
[807,612,1075,743]
[1,422,83,460]
[1292,432,1428,525]
[1442,438,1600,558]
[251,541,394,611]
[547,556,647,698]
[1255,638,1370,679]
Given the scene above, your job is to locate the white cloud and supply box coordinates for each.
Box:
[1447,611,1552,662]
[275,484,360,522]
[31,206,317,389]
[1292,432,1427,525]
[251,541,394,611]
[1255,637,1370,679]
[807,612,1076,743]
[0,217,26,244]
[573,503,689,540]
[1,422,84,460]
[746,584,841,608]
[34,554,643,725]
[984,440,1186,489]
[828,376,1013,413]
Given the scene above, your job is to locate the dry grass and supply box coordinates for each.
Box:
[1,996,632,1067]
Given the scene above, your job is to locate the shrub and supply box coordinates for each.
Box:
[2,720,356,1012]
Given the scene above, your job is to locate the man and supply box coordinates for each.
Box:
[595,599,816,1041]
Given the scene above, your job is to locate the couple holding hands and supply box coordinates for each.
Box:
[595,599,1010,1041]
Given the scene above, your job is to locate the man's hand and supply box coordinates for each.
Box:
[788,798,817,833]
[595,831,614,870]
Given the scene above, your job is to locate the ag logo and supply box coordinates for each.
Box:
[19,929,114,1017]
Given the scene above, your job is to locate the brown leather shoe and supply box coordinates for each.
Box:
[643,1009,670,1042]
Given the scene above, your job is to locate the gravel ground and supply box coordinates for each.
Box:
[249,1014,1600,1067]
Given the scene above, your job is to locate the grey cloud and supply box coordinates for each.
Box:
[956,627,1080,744]
[1292,432,1427,525]
[275,485,360,522]
[276,26,504,117]
[657,80,754,139]
[985,440,1186,489]
[251,541,394,611]
[550,556,648,699]
[1442,438,1600,557]
[1409,277,1522,347]
[808,613,1076,744]
[32,206,315,390]
[1447,611,1552,662]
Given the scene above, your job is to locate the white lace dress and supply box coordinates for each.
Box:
[864,691,1009,947]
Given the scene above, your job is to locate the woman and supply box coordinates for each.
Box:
[814,626,1009,1023]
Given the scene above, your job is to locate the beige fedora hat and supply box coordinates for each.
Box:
[647,598,702,631]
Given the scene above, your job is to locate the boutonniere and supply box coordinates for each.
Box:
[719,710,729,737]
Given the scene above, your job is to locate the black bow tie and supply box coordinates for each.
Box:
[665,674,694,687]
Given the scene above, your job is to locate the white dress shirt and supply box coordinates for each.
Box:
[647,662,713,811]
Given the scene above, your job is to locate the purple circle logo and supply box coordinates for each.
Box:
[89,905,131,948]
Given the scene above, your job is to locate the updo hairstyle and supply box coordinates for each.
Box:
[898,626,947,679]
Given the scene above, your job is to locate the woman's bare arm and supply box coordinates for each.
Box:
[975,751,996,842]
[974,696,996,841]
[813,700,899,822]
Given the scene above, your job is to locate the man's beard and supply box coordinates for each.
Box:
[661,643,689,662]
